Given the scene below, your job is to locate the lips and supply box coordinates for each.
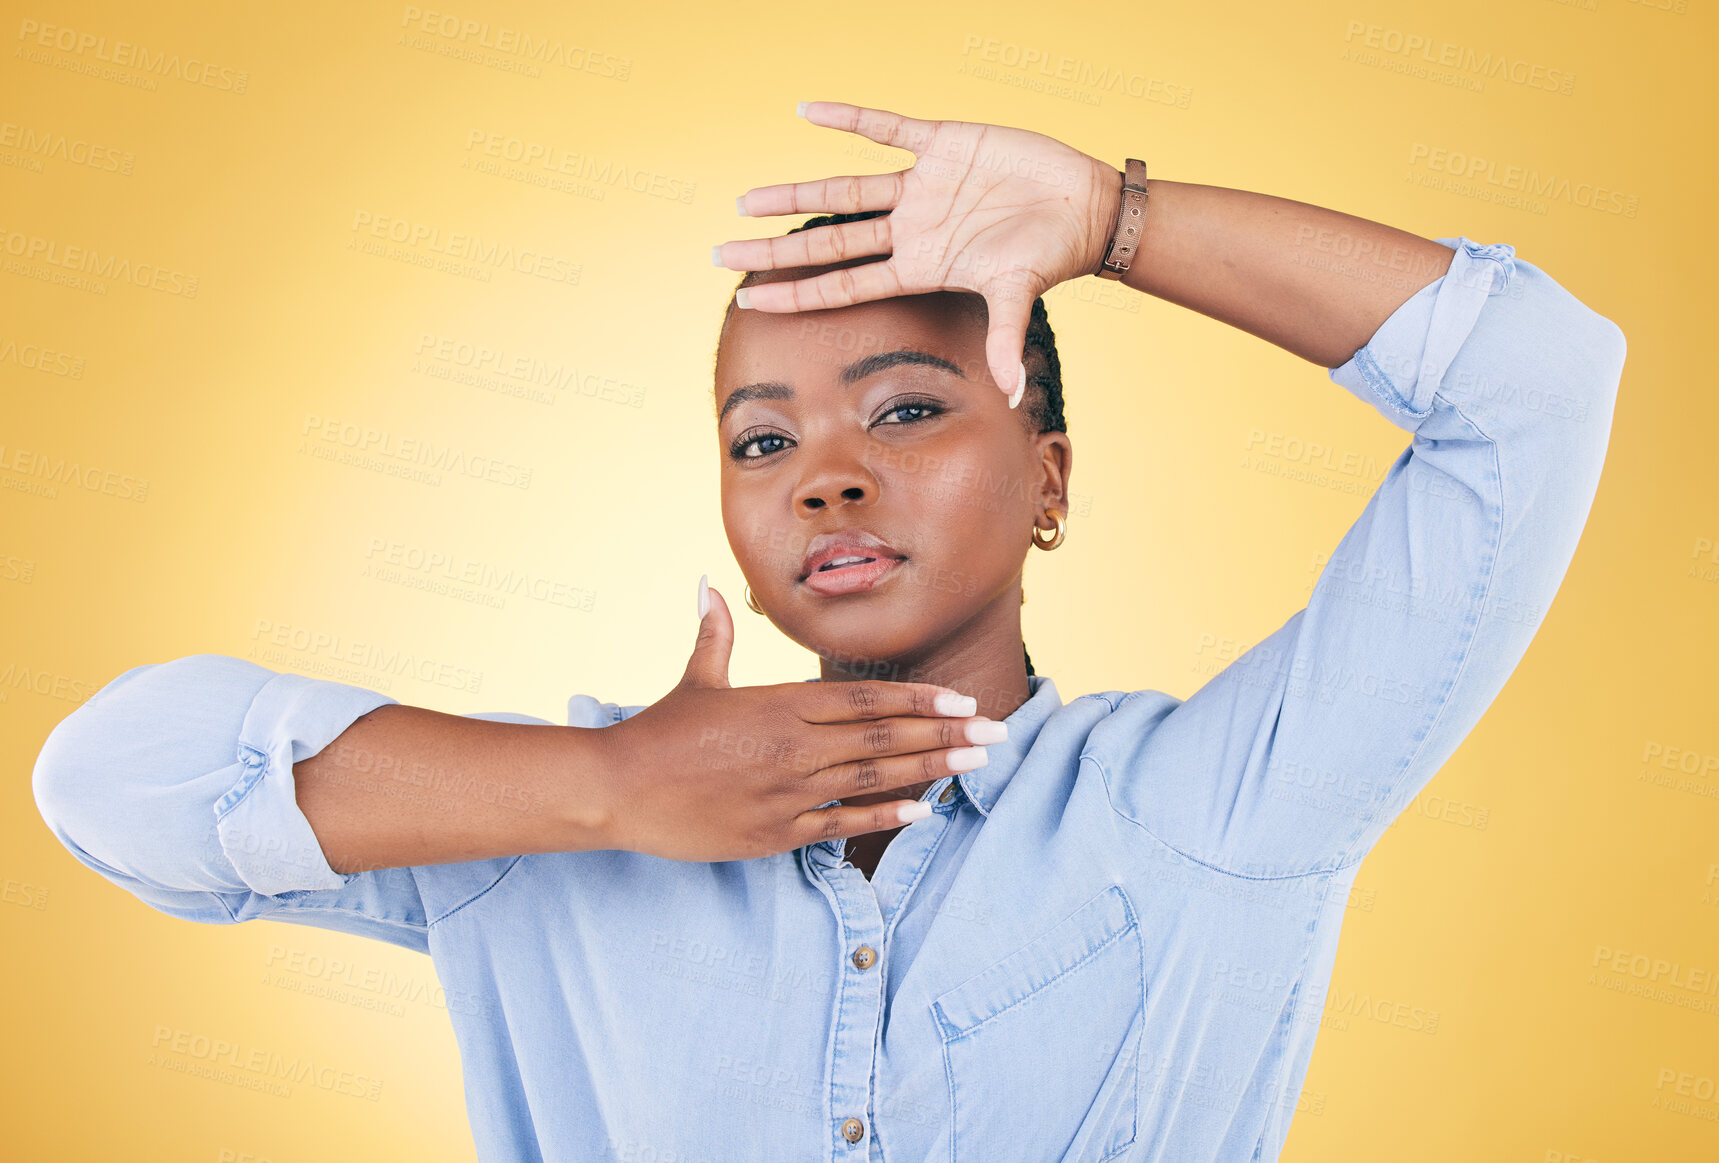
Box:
[816,555,876,572]
[801,555,904,596]
[798,529,905,583]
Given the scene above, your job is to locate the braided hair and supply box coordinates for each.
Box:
[720,208,1067,679]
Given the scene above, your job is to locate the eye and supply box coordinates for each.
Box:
[729,428,789,460]
[725,395,946,462]
[874,395,946,427]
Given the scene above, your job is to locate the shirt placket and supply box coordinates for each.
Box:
[801,776,964,1162]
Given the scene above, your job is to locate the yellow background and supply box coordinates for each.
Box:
[4,1,1714,1159]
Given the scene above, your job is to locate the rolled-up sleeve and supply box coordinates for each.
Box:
[1087,237,1626,877]
[31,653,439,952]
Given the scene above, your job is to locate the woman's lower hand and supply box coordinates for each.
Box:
[587,580,1007,863]
[715,100,1123,408]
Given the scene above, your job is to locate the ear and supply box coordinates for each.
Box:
[1033,432,1073,522]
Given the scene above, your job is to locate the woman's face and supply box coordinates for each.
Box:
[714,267,1072,677]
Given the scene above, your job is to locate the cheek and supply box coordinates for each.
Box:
[719,490,742,551]
[898,441,1032,530]
[882,448,1031,592]
[723,488,806,583]
[721,488,760,559]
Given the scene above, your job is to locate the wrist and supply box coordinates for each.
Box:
[553,723,623,852]
[1090,158,1148,281]
[1085,160,1124,279]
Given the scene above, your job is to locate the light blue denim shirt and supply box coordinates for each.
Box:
[33,238,1625,1162]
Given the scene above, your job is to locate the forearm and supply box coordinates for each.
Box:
[1111,178,1455,368]
[294,704,616,873]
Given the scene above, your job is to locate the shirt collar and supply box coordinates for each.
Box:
[799,673,1063,819]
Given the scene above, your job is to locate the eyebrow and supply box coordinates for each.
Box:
[717,349,967,424]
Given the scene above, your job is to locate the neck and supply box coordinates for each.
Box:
[815,580,1034,723]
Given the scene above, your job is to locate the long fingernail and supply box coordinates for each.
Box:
[965,720,1009,745]
[698,573,709,620]
[711,244,724,266]
[796,101,810,118]
[934,691,977,716]
[1008,364,1025,410]
[897,801,934,824]
[735,287,753,310]
[946,746,989,772]
[735,195,749,216]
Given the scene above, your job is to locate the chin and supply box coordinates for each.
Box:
[782,611,926,682]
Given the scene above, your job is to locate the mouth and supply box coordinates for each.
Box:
[814,554,881,573]
[798,529,905,585]
[800,555,907,596]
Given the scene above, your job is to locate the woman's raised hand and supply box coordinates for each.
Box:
[589,581,1005,863]
[715,100,1123,408]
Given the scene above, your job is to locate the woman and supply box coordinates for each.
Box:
[33,101,1625,1161]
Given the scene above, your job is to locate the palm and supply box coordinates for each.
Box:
[886,124,1104,295]
[719,101,1119,405]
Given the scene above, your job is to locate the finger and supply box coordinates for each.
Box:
[680,581,735,689]
[792,798,935,848]
[818,713,1005,770]
[810,744,989,803]
[718,212,892,276]
[735,170,905,220]
[800,100,939,156]
[795,680,976,725]
[982,280,1039,407]
[735,258,905,314]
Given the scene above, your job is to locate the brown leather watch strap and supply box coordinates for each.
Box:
[1096,158,1149,280]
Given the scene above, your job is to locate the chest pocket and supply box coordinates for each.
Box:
[932,884,1145,1163]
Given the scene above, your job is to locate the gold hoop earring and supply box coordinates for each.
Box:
[744,584,764,615]
[1030,510,1066,552]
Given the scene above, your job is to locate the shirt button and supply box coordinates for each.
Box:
[842,1117,865,1143]
[938,785,956,804]
[851,945,876,971]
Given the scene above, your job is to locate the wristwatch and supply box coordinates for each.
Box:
[1096,158,1148,280]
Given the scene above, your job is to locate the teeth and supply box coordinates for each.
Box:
[819,555,875,571]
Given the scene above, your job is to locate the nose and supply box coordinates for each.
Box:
[793,433,880,513]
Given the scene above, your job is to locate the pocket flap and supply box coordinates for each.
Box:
[933,885,1137,1038]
